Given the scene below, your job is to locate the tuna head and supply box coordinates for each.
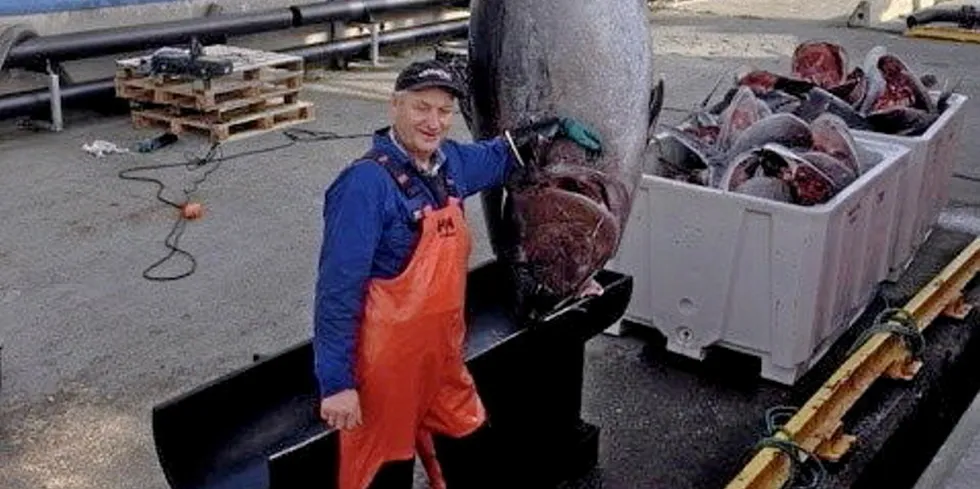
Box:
[465,0,657,314]
[791,41,848,88]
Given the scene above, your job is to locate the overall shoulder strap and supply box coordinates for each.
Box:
[359,150,463,220]
[361,149,425,199]
[359,149,428,223]
[361,149,462,203]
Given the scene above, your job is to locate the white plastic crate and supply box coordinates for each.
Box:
[852,93,968,281]
[609,138,910,385]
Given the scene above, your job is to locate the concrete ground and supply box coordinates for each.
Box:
[914,389,980,489]
[3,3,980,489]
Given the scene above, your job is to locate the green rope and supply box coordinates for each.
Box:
[846,307,924,359]
[751,406,829,489]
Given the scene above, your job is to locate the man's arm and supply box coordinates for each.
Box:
[451,117,603,197]
[452,137,515,197]
[313,161,389,399]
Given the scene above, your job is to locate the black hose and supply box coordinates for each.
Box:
[907,6,980,29]
[0,78,118,119]
[5,9,295,70]
[0,18,469,120]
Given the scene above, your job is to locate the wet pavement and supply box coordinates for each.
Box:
[2,5,980,489]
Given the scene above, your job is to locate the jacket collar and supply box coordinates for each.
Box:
[371,126,446,177]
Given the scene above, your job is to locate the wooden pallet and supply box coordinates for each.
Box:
[114,45,305,111]
[132,101,315,143]
[123,83,304,122]
[116,44,316,142]
[115,69,303,110]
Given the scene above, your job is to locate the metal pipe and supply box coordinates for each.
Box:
[48,63,63,131]
[370,23,381,66]
[5,9,295,69]
[286,18,467,64]
[290,0,456,24]
[4,0,462,70]
[0,79,118,120]
[0,19,469,120]
[0,24,39,71]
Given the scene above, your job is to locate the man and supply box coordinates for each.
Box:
[313,59,600,489]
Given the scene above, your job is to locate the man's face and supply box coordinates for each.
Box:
[390,87,455,161]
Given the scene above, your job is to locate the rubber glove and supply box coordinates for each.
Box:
[558,117,602,153]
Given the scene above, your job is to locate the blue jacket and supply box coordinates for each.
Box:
[313,126,516,398]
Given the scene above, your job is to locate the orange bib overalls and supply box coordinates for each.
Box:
[338,153,487,489]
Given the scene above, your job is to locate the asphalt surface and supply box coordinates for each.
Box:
[3,5,980,489]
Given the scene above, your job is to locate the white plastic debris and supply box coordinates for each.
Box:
[82,140,130,157]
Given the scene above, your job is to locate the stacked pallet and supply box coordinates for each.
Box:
[115,45,315,143]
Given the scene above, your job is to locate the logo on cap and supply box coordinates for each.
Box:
[418,68,452,81]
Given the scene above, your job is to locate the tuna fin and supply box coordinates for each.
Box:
[459,95,477,135]
[647,77,665,141]
[700,72,727,109]
[481,189,510,259]
[937,77,961,113]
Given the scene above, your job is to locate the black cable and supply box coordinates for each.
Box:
[953,171,980,183]
[117,127,374,281]
[117,142,222,281]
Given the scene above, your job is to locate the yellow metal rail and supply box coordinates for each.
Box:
[725,236,980,489]
[906,25,980,44]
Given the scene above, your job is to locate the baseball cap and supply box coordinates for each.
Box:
[394,59,466,99]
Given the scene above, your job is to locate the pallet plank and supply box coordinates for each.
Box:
[132,101,315,143]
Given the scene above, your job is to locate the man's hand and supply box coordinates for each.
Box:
[505,116,603,154]
[506,116,562,148]
[320,389,362,430]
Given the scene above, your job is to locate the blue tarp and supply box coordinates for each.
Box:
[0,0,176,16]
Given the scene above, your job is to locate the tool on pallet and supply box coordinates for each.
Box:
[137,36,234,87]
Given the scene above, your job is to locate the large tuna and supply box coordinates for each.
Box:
[463,0,661,317]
